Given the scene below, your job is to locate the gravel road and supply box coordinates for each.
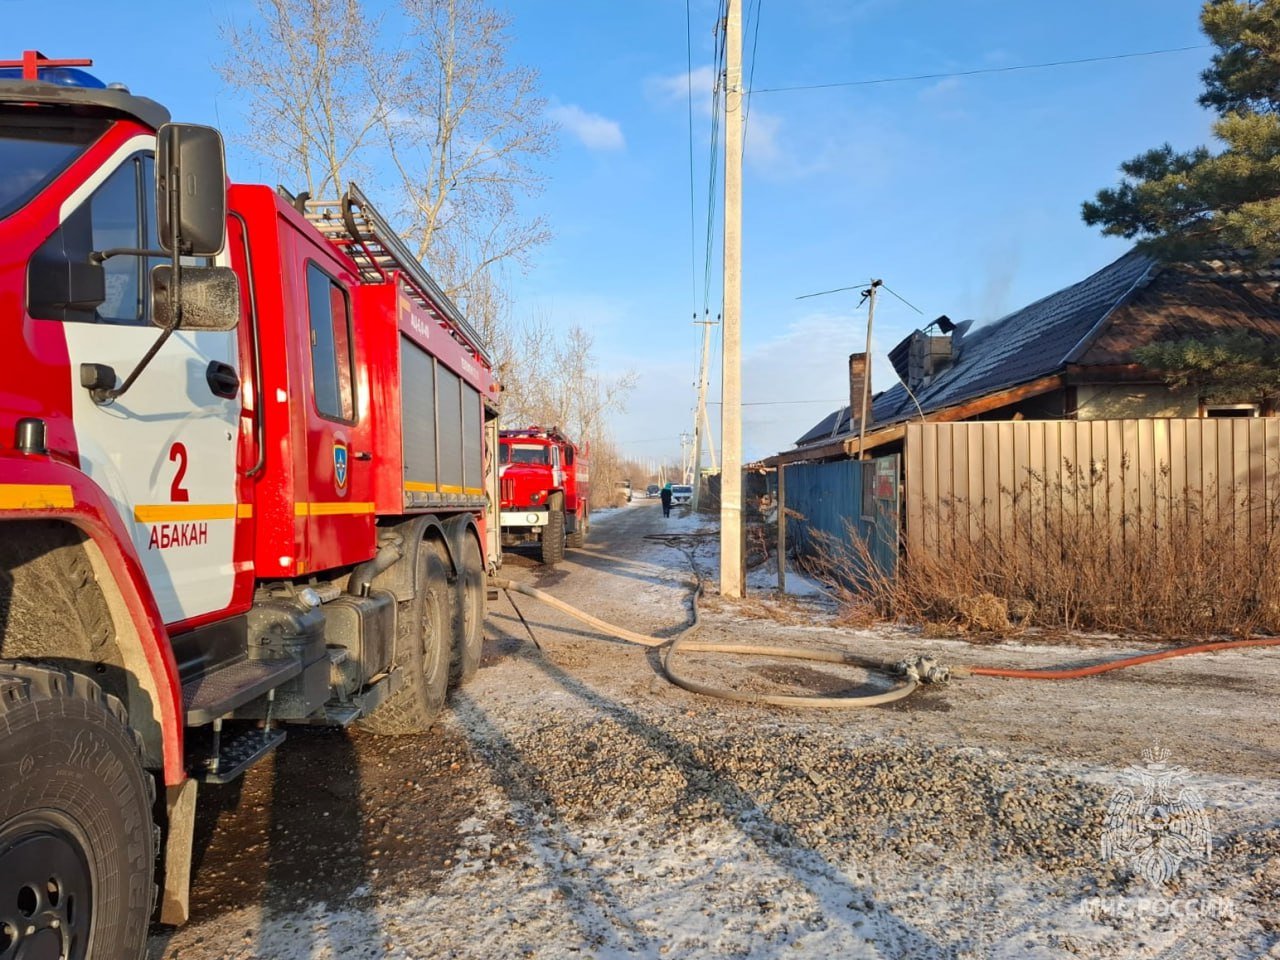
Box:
[151,500,1280,959]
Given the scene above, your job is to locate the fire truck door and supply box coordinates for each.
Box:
[298,261,374,572]
[57,143,241,624]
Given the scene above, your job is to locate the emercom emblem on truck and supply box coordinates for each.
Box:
[334,439,349,494]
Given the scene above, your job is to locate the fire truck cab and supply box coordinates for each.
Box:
[498,426,589,565]
[0,52,499,957]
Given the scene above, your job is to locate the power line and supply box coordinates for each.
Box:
[708,399,847,406]
[741,0,763,151]
[796,282,871,300]
[750,44,1209,94]
[882,283,923,315]
[685,0,698,313]
[796,279,926,315]
[701,0,728,315]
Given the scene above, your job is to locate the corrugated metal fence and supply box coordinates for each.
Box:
[904,419,1280,558]
[781,456,900,581]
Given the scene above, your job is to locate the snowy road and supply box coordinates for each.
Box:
[151,499,1280,959]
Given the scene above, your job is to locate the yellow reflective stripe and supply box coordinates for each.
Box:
[463,487,484,496]
[296,502,376,516]
[0,484,74,510]
[237,504,253,519]
[133,503,238,523]
[439,484,464,494]
[404,481,438,492]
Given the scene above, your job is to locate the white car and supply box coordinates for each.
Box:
[670,484,693,504]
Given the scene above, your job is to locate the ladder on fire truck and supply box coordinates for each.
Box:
[298,183,491,366]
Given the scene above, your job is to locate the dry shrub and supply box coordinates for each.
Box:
[803,466,1280,638]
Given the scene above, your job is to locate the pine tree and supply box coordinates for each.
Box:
[1133,331,1280,402]
[1082,0,1280,261]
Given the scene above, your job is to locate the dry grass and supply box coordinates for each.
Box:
[803,468,1280,639]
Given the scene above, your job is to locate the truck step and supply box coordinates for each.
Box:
[191,726,287,784]
[323,703,362,726]
[182,656,302,726]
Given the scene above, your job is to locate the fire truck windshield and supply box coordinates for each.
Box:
[501,443,550,465]
[0,110,107,219]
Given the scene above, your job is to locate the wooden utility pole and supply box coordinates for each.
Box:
[691,312,718,511]
[776,466,786,593]
[720,0,745,597]
[857,280,882,459]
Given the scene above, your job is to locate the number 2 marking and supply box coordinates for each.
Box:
[169,443,190,502]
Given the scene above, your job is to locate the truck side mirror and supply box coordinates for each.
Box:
[151,265,240,331]
[156,123,228,257]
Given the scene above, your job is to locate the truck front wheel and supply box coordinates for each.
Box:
[539,494,566,566]
[0,662,156,960]
[358,540,451,734]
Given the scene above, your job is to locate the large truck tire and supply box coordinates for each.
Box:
[358,540,451,734]
[539,494,566,566]
[0,662,156,960]
[452,534,485,687]
[567,508,587,549]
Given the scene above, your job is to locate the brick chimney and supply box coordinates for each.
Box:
[848,352,871,432]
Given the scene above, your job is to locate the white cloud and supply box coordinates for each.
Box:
[918,76,963,102]
[548,104,625,151]
[647,65,717,117]
[743,110,786,171]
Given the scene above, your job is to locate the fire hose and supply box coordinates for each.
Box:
[489,575,920,709]
[489,547,1280,708]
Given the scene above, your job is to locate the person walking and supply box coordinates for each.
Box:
[660,482,673,519]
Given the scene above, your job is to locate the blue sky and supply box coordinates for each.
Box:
[7,0,1214,461]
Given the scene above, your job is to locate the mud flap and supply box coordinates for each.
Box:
[159,778,198,925]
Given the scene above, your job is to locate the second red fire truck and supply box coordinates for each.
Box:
[0,51,501,957]
[499,426,589,565]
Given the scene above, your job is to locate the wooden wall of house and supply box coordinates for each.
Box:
[1074,384,1200,420]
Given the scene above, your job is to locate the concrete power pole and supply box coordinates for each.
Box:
[720,0,745,597]
[690,312,718,511]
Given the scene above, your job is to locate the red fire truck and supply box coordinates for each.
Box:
[0,52,500,956]
[498,426,589,565]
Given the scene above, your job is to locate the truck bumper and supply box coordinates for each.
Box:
[501,509,549,528]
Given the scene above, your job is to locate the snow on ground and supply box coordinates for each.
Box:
[153,502,1280,959]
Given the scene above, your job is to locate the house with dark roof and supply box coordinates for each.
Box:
[770,249,1280,466]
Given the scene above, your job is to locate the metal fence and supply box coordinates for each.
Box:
[904,418,1280,558]
[779,456,900,584]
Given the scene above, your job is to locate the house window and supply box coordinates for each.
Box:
[1205,403,1260,418]
[860,462,875,519]
[306,262,356,421]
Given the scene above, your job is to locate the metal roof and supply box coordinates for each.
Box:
[800,246,1280,449]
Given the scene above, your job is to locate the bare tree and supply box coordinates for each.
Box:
[501,320,637,449]
[386,0,555,296]
[219,0,555,384]
[219,0,388,197]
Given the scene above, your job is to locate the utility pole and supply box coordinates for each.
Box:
[857,280,882,459]
[679,432,693,483]
[720,0,745,597]
[691,311,719,511]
